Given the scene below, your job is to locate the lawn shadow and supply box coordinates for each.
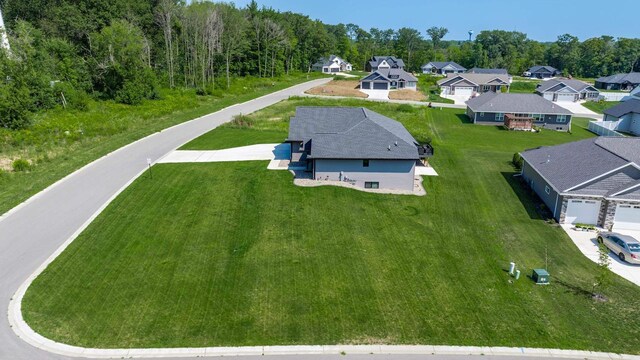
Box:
[554,278,594,299]
[501,171,552,221]
[454,113,472,124]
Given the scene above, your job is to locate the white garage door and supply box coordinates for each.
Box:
[565,199,601,225]
[455,87,474,96]
[613,204,640,231]
[556,93,576,102]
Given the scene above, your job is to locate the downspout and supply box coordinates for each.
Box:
[553,192,560,220]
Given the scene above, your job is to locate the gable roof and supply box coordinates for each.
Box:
[313,55,350,67]
[437,73,510,87]
[603,98,640,118]
[287,107,419,160]
[363,68,418,82]
[466,92,572,115]
[528,65,559,74]
[596,72,640,85]
[369,56,405,68]
[520,137,640,194]
[536,79,598,93]
[422,61,466,71]
[466,68,509,75]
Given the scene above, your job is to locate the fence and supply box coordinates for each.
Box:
[588,120,624,137]
[599,92,631,101]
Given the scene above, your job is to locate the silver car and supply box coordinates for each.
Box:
[597,232,640,264]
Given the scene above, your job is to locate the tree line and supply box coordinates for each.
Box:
[1,0,639,130]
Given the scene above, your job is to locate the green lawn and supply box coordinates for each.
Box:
[581,101,619,114]
[509,81,539,93]
[22,98,640,353]
[0,73,327,215]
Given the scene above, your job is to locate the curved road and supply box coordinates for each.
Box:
[1,79,333,360]
[0,79,618,360]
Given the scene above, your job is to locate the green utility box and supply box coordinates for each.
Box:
[532,269,550,285]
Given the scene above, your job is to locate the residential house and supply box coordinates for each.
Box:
[600,99,640,136]
[466,68,509,75]
[437,73,510,97]
[421,61,466,75]
[286,107,432,191]
[520,137,640,230]
[595,73,640,91]
[360,68,418,91]
[312,55,352,73]
[535,79,600,102]
[365,56,405,72]
[523,65,561,79]
[466,92,572,131]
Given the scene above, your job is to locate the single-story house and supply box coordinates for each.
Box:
[601,99,640,136]
[286,107,432,191]
[520,137,640,230]
[365,56,405,72]
[466,92,573,131]
[523,66,561,79]
[535,79,600,102]
[312,55,352,73]
[421,61,466,75]
[437,73,510,97]
[466,68,509,75]
[360,68,418,91]
[595,73,640,91]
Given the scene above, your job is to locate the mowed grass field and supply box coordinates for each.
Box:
[22,98,640,353]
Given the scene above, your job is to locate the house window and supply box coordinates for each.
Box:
[557,115,567,123]
[482,85,490,92]
[363,160,370,167]
[479,112,485,117]
[365,182,379,189]
[496,113,505,122]
[545,186,551,194]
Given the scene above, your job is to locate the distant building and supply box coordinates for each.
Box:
[312,55,352,73]
[365,56,405,72]
[523,66,561,79]
[421,61,466,75]
[595,73,640,91]
[0,8,10,50]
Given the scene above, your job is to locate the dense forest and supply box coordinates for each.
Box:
[1,0,640,130]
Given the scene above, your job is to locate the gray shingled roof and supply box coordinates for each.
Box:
[466,92,572,114]
[466,68,509,75]
[528,65,559,74]
[370,56,405,68]
[362,68,418,82]
[603,98,640,118]
[422,61,466,71]
[287,107,419,160]
[596,72,640,85]
[438,73,510,86]
[520,137,640,195]
[536,79,597,93]
[313,55,350,68]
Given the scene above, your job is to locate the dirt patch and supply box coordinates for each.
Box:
[388,89,427,101]
[0,157,13,171]
[305,80,368,98]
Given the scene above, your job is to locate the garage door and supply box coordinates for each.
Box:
[373,82,388,90]
[361,82,370,89]
[565,199,601,225]
[613,204,640,231]
[556,93,576,102]
[455,87,473,96]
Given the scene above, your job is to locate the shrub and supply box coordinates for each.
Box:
[229,114,254,128]
[54,82,91,111]
[397,104,414,113]
[195,88,207,96]
[12,158,31,172]
[512,152,523,170]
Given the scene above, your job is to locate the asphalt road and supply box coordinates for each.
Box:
[0,79,609,360]
[0,79,333,360]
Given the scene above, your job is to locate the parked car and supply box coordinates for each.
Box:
[597,232,640,264]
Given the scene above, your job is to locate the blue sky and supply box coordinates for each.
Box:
[231,0,638,42]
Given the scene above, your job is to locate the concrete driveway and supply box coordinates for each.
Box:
[361,89,389,100]
[440,93,469,105]
[562,225,640,286]
[158,143,289,163]
[553,101,596,116]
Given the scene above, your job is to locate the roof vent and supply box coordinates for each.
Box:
[388,145,391,151]
[546,155,551,163]
[394,141,398,146]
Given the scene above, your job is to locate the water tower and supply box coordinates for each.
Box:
[468,30,474,42]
